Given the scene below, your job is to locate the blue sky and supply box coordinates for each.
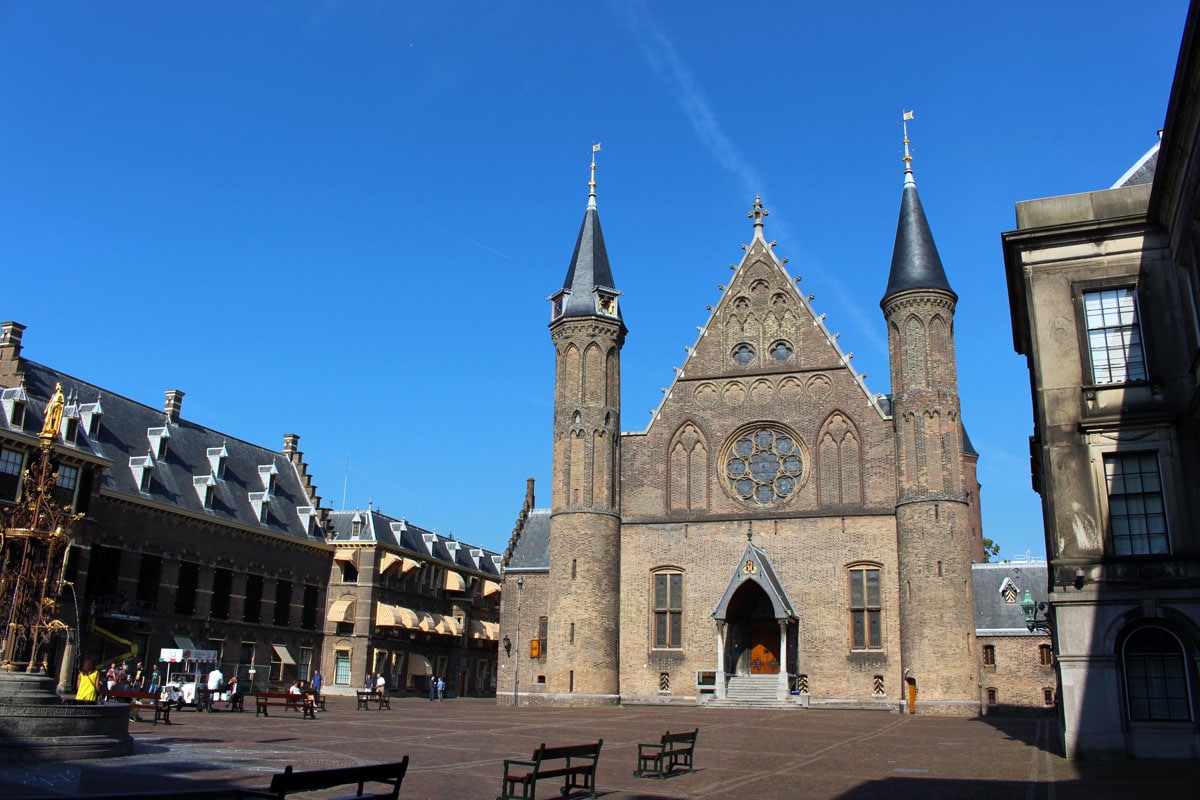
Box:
[0,1,1187,559]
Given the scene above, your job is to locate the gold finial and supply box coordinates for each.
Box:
[40,383,65,440]
[901,110,915,185]
[588,143,601,208]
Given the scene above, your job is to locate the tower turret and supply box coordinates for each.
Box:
[881,115,979,713]
[544,147,624,704]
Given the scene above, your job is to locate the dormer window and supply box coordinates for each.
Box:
[258,463,278,493]
[999,577,1019,605]
[207,446,228,479]
[148,426,170,460]
[193,474,216,509]
[297,506,319,536]
[422,533,437,555]
[596,292,618,316]
[80,400,103,438]
[130,454,155,492]
[63,416,80,445]
[2,385,27,430]
[550,291,567,321]
[469,548,483,568]
[249,491,271,524]
[351,512,363,539]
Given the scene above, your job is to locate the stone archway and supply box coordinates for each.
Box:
[725,581,779,675]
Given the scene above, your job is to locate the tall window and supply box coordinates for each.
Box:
[535,616,548,659]
[982,644,996,667]
[85,545,122,597]
[653,570,683,649]
[334,651,351,685]
[175,562,199,616]
[136,554,162,609]
[1123,627,1192,721]
[1105,452,1169,556]
[849,567,882,649]
[273,580,292,626]
[0,447,23,502]
[1084,288,1147,384]
[53,464,78,509]
[298,647,312,681]
[301,585,319,630]
[210,568,233,619]
[1039,644,1054,667]
[244,575,264,623]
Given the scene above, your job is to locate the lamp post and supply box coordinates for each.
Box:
[512,575,524,706]
[1020,589,1051,633]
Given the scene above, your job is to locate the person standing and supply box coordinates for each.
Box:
[429,677,437,702]
[375,671,386,698]
[205,664,224,713]
[436,675,444,701]
[311,669,323,704]
[76,659,102,703]
[147,665,161,695]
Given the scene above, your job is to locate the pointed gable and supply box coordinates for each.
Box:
[713,539,796,621]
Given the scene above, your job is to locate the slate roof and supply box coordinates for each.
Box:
[882,178,956,304]
[325,508,501,577]
[1112,141,1160,188]
[504,508,549,570]
[962,424,978,457]
[972,560,1049,635]
[555,204,622,321]
[713,540,797,621]
[1,361,325,545]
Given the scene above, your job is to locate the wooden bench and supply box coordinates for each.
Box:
[635,728,698,779]
[499,740,602,800]
[356,689,390,710]
[106,689,171,725]
[254,691,315,719]
[241,758,409,800]
[194,686,214,712]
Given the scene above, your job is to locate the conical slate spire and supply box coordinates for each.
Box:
[881,122,955,304]
[555,148,621,321]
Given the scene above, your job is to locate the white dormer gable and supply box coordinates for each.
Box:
[193,474,216,507]
[130,452,155,492]
[468,548,483,568]
[350,511,364,539]
[80,398,103,438]
[445,540,461,558]
[207,445,228,478]
[297,506,319,535]
[389,522,406,541]
[148,425,170,460]
[421,533,437,555]
[258,462,279,492]
[249,491,272,524]
[1,383,27,429]
[998,577,1019,604]
[491,555,503,572]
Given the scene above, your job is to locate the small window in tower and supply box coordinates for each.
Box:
[769,340,794,364]
[731,343,756,366]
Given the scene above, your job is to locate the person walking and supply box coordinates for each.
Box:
[311,669,323,709]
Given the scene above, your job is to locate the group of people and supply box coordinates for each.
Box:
[428,675,445,701]
[75,659,162,703]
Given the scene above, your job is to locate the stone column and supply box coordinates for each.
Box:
[57,638,77,695]
[715,621,726,700]
[777,620,788,701]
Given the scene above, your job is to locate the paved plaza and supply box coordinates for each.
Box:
[1,697,1195,799]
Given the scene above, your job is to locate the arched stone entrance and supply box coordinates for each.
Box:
[711,538,797,703]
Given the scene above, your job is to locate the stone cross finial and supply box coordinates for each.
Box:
[748,196,769,231]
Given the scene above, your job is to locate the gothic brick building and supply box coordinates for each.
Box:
[500,145,986,712]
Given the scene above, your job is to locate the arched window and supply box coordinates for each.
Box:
[1123,626,1192,721]
[848,565,882,650]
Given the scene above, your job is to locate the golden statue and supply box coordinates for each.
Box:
[40,383,65,439]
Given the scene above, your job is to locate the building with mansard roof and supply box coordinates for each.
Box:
[0,321,331,691]
[322,507,502,697]
[499,143,988,712]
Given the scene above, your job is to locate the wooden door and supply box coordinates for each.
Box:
[749,621,780,674]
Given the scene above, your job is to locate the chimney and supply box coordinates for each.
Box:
[283,433,300,455]
[525,477,535,509]
[164,389,185,422]
[0,322,25,379]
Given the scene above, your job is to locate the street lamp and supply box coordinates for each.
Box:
[1020,589,1051,633]
[512,576,524,706]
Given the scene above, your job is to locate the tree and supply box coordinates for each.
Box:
[982,537,1000,563]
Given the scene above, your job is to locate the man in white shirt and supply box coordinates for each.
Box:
[375,672,386,697]
[207,666,224,692]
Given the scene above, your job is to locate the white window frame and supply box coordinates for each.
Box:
[1081,287,1148,385]
[1086,428,1178,558]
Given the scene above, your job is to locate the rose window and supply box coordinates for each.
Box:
[723,425,806,507]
